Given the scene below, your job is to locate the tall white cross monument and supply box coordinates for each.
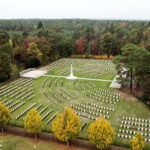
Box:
[66,64,78,79]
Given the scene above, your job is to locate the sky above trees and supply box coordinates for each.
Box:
[0,0,150,20]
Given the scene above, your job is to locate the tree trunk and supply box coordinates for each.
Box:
[1,127,3,133]
[67,141,69,147]
[35,133,37,141]
[98,49,100,55]
[49,135,51,143]
[135,77,141,96]
[130,68,133,93]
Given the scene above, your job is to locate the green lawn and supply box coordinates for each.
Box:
[0,133,130,150]
[0,134,87,150]
[0,58,150,149]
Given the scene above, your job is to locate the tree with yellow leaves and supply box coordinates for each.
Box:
[52,107,81,146]
[0,102,11,132]
[24,108,42,139]
[88,117,115,150]
[130,132,144,150]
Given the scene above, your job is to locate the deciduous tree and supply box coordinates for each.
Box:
[52,107,81,146]
[0,102,11,132]
[91,39,98,55]
[24,108,42,139]
[130,132,144,150]
[88,117,115,150]
[76,37,86,54]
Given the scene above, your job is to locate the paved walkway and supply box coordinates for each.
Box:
[109,76,121,88]
[43,74,113,82]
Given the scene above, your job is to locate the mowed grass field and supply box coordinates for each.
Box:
[0,133,89,150]
[0,133,130,150]
[0,58,150,149]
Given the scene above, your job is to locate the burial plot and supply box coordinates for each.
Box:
[117,117,150,142]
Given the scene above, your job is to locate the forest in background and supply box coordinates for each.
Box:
[0,19,149,101]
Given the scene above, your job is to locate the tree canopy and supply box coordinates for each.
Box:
[114,44,150,100]
[130,132,144,150]
[88,117,115,149]
[24,108,42,134]
[52,107,81,145]
[0,102,11,127]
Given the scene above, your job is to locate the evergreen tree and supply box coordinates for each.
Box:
[102,32,114,57]
[37,21,44,29]
[114,44,150,97]
[0,43,12,82]
[0,30,9,45]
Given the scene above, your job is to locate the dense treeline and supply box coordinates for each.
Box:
[0,19,149,101]
[114,44,150,102]
[0,19,150,59]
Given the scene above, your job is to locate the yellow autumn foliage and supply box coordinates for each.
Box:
[52,107,81,143]
[24,108,42,134]
[88,117,115,149]
[130,132,144,150]
[0,102,11,126]
[70,55,114,59]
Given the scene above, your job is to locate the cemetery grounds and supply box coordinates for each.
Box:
[0,58,150,149]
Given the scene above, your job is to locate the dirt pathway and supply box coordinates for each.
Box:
[117,90,138,102]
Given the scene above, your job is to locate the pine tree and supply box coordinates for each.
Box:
[102,32,114,57]
[88,117,115,150]
[24,108,42,139]
[130,132,144,150]
[0,102,11,132]
[52,107,81,146]
[0,40,13,82]
[37,21,44,29]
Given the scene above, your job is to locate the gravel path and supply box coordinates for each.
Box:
[43,74,113,82]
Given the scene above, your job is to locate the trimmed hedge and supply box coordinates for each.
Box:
[70,55,114,59]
